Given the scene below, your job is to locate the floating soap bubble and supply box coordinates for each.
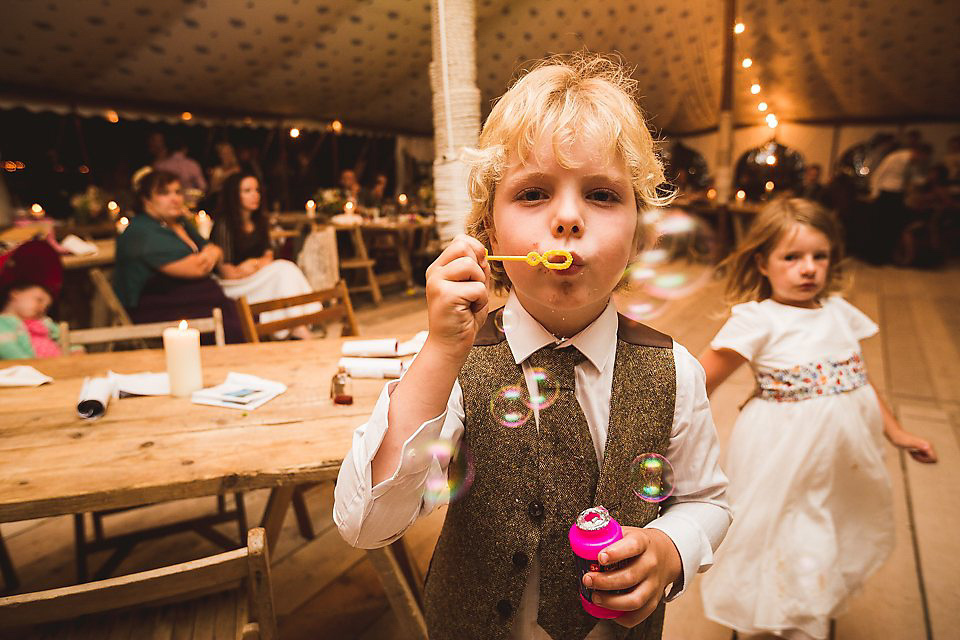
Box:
[619,208,717,321]
[491,385,533,428]
[494,307,518,334]
[422,441,475,504]
[629,453,675,503]
[525,367,559,411]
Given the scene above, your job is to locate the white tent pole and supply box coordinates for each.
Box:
[436,0,456,159]
[716,0,736,207]
[430,0,481,244]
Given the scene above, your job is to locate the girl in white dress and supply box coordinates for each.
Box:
[698,198,936,640]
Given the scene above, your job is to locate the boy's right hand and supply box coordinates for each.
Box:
[424,234,491,357]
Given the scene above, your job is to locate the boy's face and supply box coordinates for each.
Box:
[490,134,638,331]
[7,286,53,320]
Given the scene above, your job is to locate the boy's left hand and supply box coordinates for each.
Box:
[582,527,682,629]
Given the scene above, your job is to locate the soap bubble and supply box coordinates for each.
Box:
[619,208,717,321]
[494,307,518,334]
[629,453,675,503]
[421,440,475,504]
[491,385,532,428]
[525,367,559,411]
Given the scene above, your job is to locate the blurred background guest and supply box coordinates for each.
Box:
[212,172,319,340]
[868,142,932,264]
[361,172,390,209]
[154,135,207,194]
[208,141,241,197]
[797,164,828,205]
[113,169,243,343]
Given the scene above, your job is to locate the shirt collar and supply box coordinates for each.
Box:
[502,291,619,373]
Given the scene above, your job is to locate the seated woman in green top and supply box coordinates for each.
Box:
[114,169,244,343]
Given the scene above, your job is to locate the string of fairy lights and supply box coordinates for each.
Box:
[735,19,779,132]
[734,17,779,200]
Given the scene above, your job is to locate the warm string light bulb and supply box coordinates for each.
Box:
[734,22,746,34]
[289,127,300,138]
[331,120,343,134]
[106,110,119,123]
[741,58,753,69]
[758,102,768,112]
[750,83,761,94]
[180,111,192,121]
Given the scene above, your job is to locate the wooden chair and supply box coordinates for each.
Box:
[0,528,277,640]
[88,267,132,327]
[235,278,359,342]
[59,307,226,351]
[0,529,18,594]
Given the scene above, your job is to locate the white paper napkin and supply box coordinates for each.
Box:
[0,365,53,387]
[108,371,170,397]
[337,357,411,379]
[192,372,286,410]
[341,338,398,357]
[60,234,99,256]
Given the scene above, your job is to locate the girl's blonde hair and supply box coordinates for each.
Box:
[464,52,670,292]
[721,197,847,306]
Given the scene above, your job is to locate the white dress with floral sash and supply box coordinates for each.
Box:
[700,296,894,640]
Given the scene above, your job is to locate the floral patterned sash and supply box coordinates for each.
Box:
[755,352,868,402]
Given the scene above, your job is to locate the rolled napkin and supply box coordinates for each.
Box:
[60,234,99,256]
[341,339,398,358]
[397,330,428,356]
[0,365,53,387]
[337,357,410,379]
[77,376,119,419]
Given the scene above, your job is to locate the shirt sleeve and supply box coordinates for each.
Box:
[644,343,732,601]
[709,301,768,362]
[831,296,879,341]
[333,374,466,549]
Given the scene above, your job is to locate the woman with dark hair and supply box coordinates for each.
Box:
[212,172,318,339]
[113,168,245,343]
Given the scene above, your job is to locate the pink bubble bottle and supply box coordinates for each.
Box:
[568,505,628,619]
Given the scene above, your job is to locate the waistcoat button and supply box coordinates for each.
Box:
[512,551,528,568]
[496,599,513,618]
[528,500,544,520]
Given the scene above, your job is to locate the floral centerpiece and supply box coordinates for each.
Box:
[313,188,348,219]
[70,186,106,224]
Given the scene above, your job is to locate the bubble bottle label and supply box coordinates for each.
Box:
[568,506,629,619]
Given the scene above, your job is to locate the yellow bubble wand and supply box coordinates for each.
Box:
[484,249,573,270]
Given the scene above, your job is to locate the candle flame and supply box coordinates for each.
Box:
[306,199,315,208]
[398,193,408,205]
[179,320,188,330]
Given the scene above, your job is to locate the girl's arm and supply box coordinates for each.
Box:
[870,380,937,463]
[698,348,748,396]
[217,258,258,280]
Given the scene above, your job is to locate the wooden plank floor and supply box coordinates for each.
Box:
[2,263,958,639]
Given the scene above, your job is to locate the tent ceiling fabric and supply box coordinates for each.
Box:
[1,0,957,135]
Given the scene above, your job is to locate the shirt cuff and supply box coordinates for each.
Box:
[365,379,449,498]
[645,511,714,601]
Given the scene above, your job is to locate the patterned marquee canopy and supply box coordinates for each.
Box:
[1,0,958,134]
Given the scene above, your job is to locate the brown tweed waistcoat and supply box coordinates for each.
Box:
[423,309,676,640]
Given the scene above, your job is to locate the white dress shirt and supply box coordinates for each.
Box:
[870,148,913,197]
[334,293,731,639]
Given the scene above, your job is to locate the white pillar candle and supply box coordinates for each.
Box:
[163,320,203,397]
[305,199,317,218]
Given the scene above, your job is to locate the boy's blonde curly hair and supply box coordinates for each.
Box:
[464,52,671,292]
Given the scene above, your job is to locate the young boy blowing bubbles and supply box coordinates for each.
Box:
[335,54,730,640]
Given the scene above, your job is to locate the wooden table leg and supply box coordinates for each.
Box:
[366,539,428,640]
[351,228,382,305]
[260,485,295,552]
[396,229,416,290]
